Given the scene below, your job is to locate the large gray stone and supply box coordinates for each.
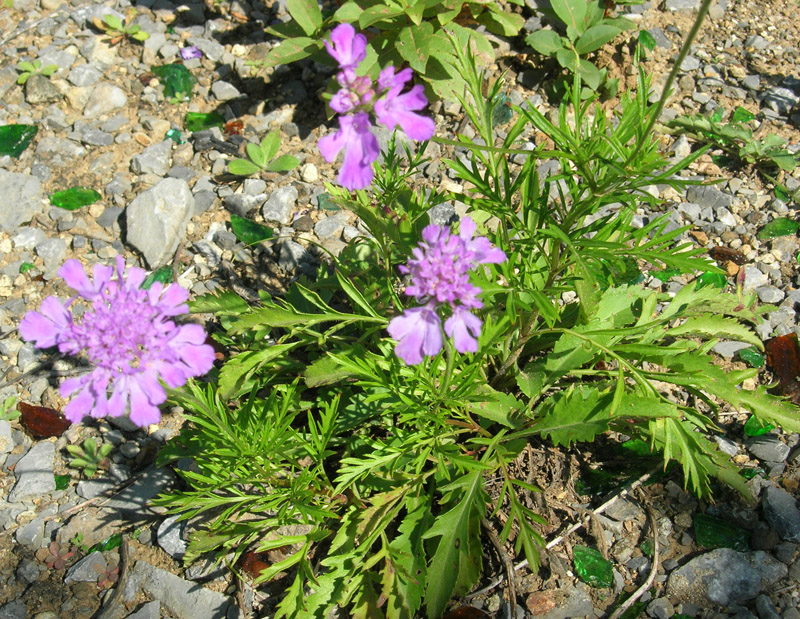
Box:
[8,441,56,503]
[686,185,734,209]
[24,74,62,104]
[666,548,787,606]
[123,560,240,618]
[83,82,128,118]
[103,465,175,513]
[35,136,87,168]
[126,178,195,268]
[126,601,160,619]
[0,171,43,232]
[157,514,187,559]
[763,486,800,543]
[65,552,107,584]
[262,185,297,224]
[0,420,12,454]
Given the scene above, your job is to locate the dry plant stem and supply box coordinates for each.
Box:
[465,467,659,599]
[608,493,660,619]
[481,518,518,619]
[94,537,130,619]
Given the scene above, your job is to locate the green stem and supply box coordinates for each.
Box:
[432,135,541,157]
[624,0,712,167]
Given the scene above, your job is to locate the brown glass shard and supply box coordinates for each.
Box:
[443,607,491,619]
[765,333,800,405]
[19,401,71,438]
[709,246,747,265]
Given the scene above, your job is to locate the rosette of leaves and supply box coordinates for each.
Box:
[15,60,59,85]
[0,395,20,421]
[66,438,113,478]
[228,131,299,176]
[525,0,634,95]
[92,8,149,45]
[258,0,525,98]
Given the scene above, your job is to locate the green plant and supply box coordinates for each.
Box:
[259,0,524,98]
[66,438,113,478]
[92,8,150,45]
[525,0,635,96]
[15,59,59,85]
[228,131,300,176]
[0,395,20,421]
[36,541,76,570]
[667,105,799,174]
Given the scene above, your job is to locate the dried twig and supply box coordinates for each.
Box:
[608,491,660,619]
[465,466,660,600]
[481,518,517,619]
[94,536,131,619]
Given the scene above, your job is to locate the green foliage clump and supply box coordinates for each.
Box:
[259,0,525,98]
[228,131,300,177]
[15,60,59,85]
[0,396,20,422]
[66,438,113,478]
[92,8,149,45]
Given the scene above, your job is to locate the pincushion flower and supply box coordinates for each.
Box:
[388,217,506,365]
[19,256,215,427]
[319,23,435,190]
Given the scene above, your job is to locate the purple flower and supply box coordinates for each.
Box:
[387,303,443,366]
[374,85,435,141]
[19,257,215,427]
[179,45,202,60]
[324,23,367,70]
[318,112,380,190]
[387,217,506,365]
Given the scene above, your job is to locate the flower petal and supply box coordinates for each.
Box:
[19,297,72,349]
[387,304,442,365]
[445,308,482,354]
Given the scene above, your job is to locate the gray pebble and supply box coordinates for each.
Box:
[157,514,187,559]
[0,600,27,619]
[213,229,237,250]
[130,140,172,176]
[80,128,114,146]
[763,87,799,117]
[16,558,41,584]
[243,178,267,195]
[687,185,734,209]
[262,185,297,224]
[65,552,107,585]
[211,80,240,101]
[224,193,266,217]
[8,442,57,503]
[83,82,128,118]
[193,191,216,215]
[76,479,116,499]
[0,420,12,454]
[711,340,751,358]
[0,172,43,233]
[746,435,790,463]
[665,0,700,9]
[763,486,800,543]
[278,240,308,272]
[126,601,160,619]
[68,63,102,87]
[756,285,785,304]
[35,237,67,269]
[16,517,44,549]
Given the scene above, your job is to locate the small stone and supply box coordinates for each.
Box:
[8,441,56,502]
[126,178,195,268]
[314,214,347,240]
[755,286,785,304]
[646,597,674,619]
[83,83,128,119]
[126,601,160,619]
[130,140,172,176]
[16,517,44,548]
[64,552,107,585]
[764,87,799,117]
[278,240,308,272]
[211,80,240,101]
[157,514,187,559]
[35,238,67,270]
[742,265,769,292]
[746,435,791,463]
[0,172,43,232]
[714,435,738,457]
[665,0,700,9]
[16,558,41,584]
[755,594,781,619]
[68,64,102,87]
[224,193,266,217]
[763,486,800,543]
[686,185,734,209]
[243,179,267,195]
[300,163,318,183]
[712,340,750,359]
[76,479,116,499]
[25,74,62,105]
[0,420,12,454]
[262,185,297,224]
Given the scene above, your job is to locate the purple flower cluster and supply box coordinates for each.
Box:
[179,45,202,60]
[19,257,215,427]
[319,23,435,190]
[387,217,506,365]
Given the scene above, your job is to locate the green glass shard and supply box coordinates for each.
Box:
[166,128,184,144]
[54,474,70,490]
[317,191,340,212]
[0,124,38,158]
[50,187,102,211]
[743,414,774,437]
[184,111,225,132]
[651,268,682,282]
[230,214,273,245]
[151,63,196,101]
[740,467,763,480]
[737,347,765,368]
[775,185,790,201]
[710,107,725,123]
[731,106,756,124]
[619,600,648,619]
[100,533,123,551]
[640,539,654,557]
[637,30,656,51]
[491,93,513,127]
[573,546,613,588]
[757,217,799,240]
[142,265,173,290]
[696,271,727,289]
[19,262,35,274]
[620,439,654,457]
[693,513,750,551]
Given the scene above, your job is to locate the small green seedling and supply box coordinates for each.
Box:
[668,105,798,173]
[92,8,149,45]
[228,131,300,176]
[0,396,20,422]
[16,60,59,85]
[525,0,635,96]
[66,438,113,478]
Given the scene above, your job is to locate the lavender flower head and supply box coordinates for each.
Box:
[19,257,215,427]
[319,23,435,190]
[179,45,202,60]
[388,217,506,365]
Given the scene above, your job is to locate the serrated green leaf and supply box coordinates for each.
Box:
[219,343,299,397]
[669,316,762,349]
[467,385,525,428]
[228,158,262,176]
[396,22,434,73]
[286,0,323,35]
[574,24,622,55]
[525,29,564,56]
[246,142,267,169]
[265,154,300,172]
[534,385,609,445]
[304,355,354,388]
[731,106,755,123]
[263,37,320,67]
[422,471,484,618]
[189,290,250,314]
[141,265,173,290]
[230,214,273,245]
